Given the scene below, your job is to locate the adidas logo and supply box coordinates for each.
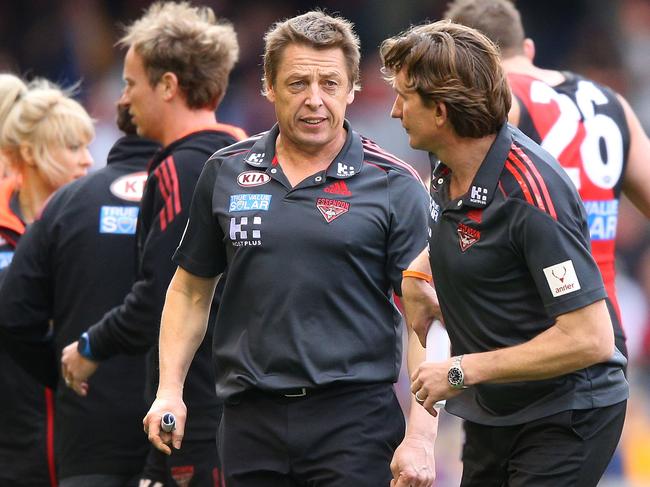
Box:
[323,180,352,196]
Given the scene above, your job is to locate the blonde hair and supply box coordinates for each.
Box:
[0,74,28,176]
[0,77,95,188]
[119,1,239,109]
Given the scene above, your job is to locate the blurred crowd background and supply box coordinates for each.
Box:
[1,0,649,485]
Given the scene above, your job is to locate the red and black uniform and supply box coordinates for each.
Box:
[84,125,246,486]
[0,135,160,485]
[509,72,631,356]
[0,177,56,487]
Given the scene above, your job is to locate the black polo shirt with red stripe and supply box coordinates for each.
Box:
[174,120,429,400]
[429,123,627,426]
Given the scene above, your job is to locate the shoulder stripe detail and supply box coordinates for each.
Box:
[364,161,386,172]
[511,145,557,219]
[506,154,547,212]
[497,181,507,198]
[154,156,182,231]
[504,160,535,206]
[361,141,423,184]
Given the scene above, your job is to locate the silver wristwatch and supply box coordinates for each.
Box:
[447,355,468,390]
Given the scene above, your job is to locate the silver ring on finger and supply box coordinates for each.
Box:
[415,389,426,403]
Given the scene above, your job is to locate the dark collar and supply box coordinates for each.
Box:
[243,120,364,179]
[432,123,513,208]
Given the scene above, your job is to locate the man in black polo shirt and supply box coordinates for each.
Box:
[381,21,628,487]
[143,11,437,487]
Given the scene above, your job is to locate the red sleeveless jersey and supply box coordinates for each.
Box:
[508,72,631,320]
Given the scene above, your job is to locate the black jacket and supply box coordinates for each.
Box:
[0,135,160,479]
[86,126,245,441]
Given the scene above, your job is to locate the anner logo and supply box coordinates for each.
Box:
[457,223,480,252]
[237,171,270,187]
[543,260,581,297]
[316,198,350,223]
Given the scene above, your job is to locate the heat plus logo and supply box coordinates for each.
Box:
[336,162,355,177]
[245,152,265,166]
[543,260,581,297]
[229,216,262,247]
[469,185,488,206]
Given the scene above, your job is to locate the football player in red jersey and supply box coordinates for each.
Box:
[445,0,650,360]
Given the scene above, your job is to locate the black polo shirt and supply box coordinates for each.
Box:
[429,123,628,426]
[174,121,429,400]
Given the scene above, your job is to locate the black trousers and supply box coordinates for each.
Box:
[460,401,627,487]
[140,440,222,487]
[219,383,405,486]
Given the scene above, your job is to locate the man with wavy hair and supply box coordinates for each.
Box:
[382,20,627,487]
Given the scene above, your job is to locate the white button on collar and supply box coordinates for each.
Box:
[315,176,322,182]
[457,200,463,207]
[438,178,444,185]
[270,168,277,174]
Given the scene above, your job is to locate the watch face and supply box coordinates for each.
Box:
[448,367,464,388]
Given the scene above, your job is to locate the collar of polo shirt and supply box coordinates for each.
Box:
[431,123,513,209]
[242,119,364,180]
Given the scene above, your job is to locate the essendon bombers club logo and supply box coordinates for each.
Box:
[457,223,480,252]
[316,198,350,223]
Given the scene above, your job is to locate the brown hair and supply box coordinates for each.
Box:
[443,0,525,57]
[262,10,361,95]
[119,1,239,109]
[380,20,510,138]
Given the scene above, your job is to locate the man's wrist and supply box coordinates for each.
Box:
[77,332,96,361]
[402,269,433,282]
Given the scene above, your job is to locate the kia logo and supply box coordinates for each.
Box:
[110,171,148,201]
[237,171,271,187]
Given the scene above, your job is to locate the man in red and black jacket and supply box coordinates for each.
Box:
[60,3,246,486]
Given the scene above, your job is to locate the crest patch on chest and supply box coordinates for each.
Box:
[457,223,480,252]
[316,198,350,223]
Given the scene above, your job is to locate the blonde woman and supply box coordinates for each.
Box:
[0,73,93,487]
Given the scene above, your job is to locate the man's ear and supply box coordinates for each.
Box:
[159,72,179,102]
[434,101,447,127]
[346,88,355,105]
[523,38,535,63]
[265,79,276,103]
